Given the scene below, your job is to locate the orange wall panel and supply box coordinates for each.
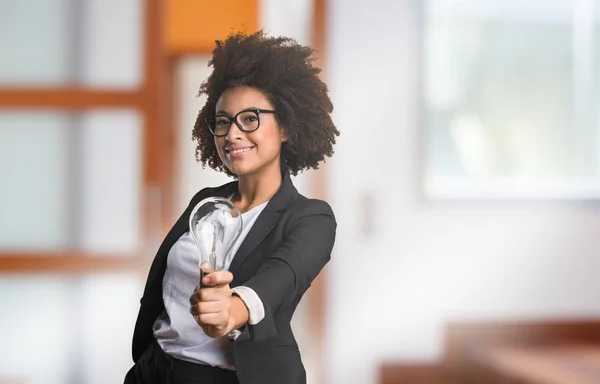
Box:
[165,0,259,53]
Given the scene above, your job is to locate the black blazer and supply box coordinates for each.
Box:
[131,171,337,384]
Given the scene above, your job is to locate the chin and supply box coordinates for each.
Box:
[226,157,279,178]
[227,163,255,177]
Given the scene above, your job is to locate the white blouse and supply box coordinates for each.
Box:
[153,200,268,369]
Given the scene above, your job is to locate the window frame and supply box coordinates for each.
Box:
[0,0,172,273]
[420,0,600,201]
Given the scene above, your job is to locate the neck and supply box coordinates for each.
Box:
[234,164,283,213]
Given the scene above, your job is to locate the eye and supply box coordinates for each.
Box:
[216,117,231,126]
[243,115,258,124]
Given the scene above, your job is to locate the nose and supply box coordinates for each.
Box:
[225,120,244,142]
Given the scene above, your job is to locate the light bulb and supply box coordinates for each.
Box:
[189,197,243,287]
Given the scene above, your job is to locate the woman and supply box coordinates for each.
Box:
[125,31,339,384]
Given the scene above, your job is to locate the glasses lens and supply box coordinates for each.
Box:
[237,111,259,132]
[206,117,215,131]
[210,116,231,136]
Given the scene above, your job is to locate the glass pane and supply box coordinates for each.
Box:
[0,110,142,252]
[0,275,141,384]
[0,0,72,85]
[0,112,71,249]
[78,110,142,252]
[423,0,600,197]
[0,0,142,88]
[79,0,143,88]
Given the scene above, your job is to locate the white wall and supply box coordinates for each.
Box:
[325,1,600,383]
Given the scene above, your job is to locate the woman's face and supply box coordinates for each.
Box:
[214,86,286,177]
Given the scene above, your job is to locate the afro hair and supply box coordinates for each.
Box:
[191,30,339,177]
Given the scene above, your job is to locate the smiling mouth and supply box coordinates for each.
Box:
[226,146,254,156]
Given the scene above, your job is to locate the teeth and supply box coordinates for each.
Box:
[230,147,251,154]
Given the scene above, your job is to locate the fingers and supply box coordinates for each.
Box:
[189,294,231,336]
[191,310,229,327]
[194,309,228,323]
[188,270,234,337]
[189,300,229,316]
[196,312,229,332]
[189,286,232,305]
[189,270,233,305]
[201,270,233,287]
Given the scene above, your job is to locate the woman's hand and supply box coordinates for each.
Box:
[189,270,250,338]
[189,270,235,338]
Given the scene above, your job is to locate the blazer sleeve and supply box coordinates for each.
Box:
[233,199,337,343]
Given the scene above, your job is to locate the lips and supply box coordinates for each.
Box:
[228,147,252,154]
[226,146,255,158]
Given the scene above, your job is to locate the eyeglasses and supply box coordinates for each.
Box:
[205,109,276,137]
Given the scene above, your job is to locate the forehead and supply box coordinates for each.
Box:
[215,86,273,112]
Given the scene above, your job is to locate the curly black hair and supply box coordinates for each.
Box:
[192,30,339,177]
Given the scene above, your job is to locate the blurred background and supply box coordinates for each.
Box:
[1,0,600,383]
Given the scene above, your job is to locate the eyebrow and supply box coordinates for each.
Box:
[215,107,260,115]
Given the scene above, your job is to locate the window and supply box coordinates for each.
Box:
[423,0,600,199]
[0,1,166,383]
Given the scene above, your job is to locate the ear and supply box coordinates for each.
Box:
[279,126,288,142]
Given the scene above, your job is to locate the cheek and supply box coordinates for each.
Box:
[255,126,283,152]
[215,138,226,157]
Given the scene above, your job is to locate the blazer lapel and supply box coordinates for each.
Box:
[228,203,281,275]
[229,171,298,275]
[157,173,297,278]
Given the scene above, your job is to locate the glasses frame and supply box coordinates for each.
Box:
[206,108,276,137]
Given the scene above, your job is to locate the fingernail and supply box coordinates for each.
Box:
[202,276,210,285]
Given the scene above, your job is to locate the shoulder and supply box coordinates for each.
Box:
[279,195,337,250]
[285,194,336,224]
